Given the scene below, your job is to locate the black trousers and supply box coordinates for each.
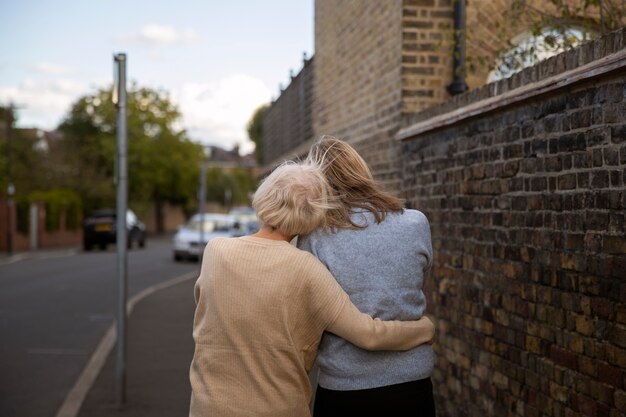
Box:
[313,378,436,417]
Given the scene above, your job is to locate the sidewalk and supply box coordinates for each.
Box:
[76,277,196,417]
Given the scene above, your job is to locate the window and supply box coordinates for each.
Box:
[487,27,594,83]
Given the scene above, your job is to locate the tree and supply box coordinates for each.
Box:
[0,117,53,200]
[204,167,257,208]
[247,105,267,164]
[58,84,203,219]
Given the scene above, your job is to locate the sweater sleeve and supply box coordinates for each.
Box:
[297,255,349,335]
[299,255,435,351]
[327,299,435,351]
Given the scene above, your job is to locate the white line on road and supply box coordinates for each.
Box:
[54,270,198,417]
[0,249,79,266]
[27,348,86,356]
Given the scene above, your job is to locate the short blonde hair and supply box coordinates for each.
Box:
[252,162,333,237]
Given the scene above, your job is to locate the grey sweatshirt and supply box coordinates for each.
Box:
[298,209,435,390]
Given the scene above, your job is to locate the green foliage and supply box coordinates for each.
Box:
[58,84,203,216]
[204,167,257,208]
[29,188,82,231]
[4,85,256,227]
[15,197,30,234]
[247,105,267,164]
[0,128,50,199]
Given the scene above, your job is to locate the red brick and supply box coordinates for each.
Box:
[576,315,595,336]
[579,355,598,377]
[610,324,626,349]
[597,403,611,416]
[604,236,626,254]
[592,297,614,319]
[598,362,625,389]
[571,392,598,416]
[616,389,626,412]
[550,345,578,370]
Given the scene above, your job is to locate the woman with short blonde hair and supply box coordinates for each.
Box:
[252,162,331,237]
[300,137,437,416]
[189,161,435,417]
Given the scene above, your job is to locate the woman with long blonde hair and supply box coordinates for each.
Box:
[300,137,436,416]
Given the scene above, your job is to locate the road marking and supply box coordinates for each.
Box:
[54,270,198,417]
[0,253,30,265]
[0,249,78,266]
[37,250,80,261]
[88,314,113,322]
[27,348,86,356]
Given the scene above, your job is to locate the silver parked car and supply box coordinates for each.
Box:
[228,206,260,234]
[172,213,236,261]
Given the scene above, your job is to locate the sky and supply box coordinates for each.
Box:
[0,0,314,154]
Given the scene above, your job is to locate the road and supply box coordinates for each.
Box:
[0,237,199,417]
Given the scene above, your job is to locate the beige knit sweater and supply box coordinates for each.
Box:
[189,236,434,417]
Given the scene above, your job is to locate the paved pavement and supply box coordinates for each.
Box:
[76,276,196,417]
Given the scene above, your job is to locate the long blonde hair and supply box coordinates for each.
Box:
[306,136,403,229]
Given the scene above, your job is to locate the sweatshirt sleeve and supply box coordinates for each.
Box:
[299,255,434,351]
[414,210,433,270]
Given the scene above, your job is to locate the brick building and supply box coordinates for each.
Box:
[262,1,625,416]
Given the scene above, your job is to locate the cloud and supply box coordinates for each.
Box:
[171,74,272,154]
[123,24,199,47]
[34,62,75,75]
[0,73,272,156]
[0,78,86,128]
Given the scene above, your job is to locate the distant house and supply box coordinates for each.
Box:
[205,144,258,173]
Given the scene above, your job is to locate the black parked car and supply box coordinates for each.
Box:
[83,209,146,251]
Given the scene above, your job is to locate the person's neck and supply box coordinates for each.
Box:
[252,226,292,242]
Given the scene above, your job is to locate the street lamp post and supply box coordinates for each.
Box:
[113,52,128,407]
[5,105,15,255]
[197,146,211,266]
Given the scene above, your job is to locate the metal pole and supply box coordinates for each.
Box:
[5,106,14,255]
[198,160,207,265]
[447,0,468,96]
[113,52,128,407]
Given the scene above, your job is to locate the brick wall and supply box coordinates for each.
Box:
[313,0,406,189]
[399,29,626,417]
[0,200,82,252]
[262,56,314,166]
[464,0,511,88]
[0,201,30,252]
[143,201,188,234]
[401,0,453,112]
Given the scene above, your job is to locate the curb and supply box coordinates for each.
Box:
[54,270,198,417]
